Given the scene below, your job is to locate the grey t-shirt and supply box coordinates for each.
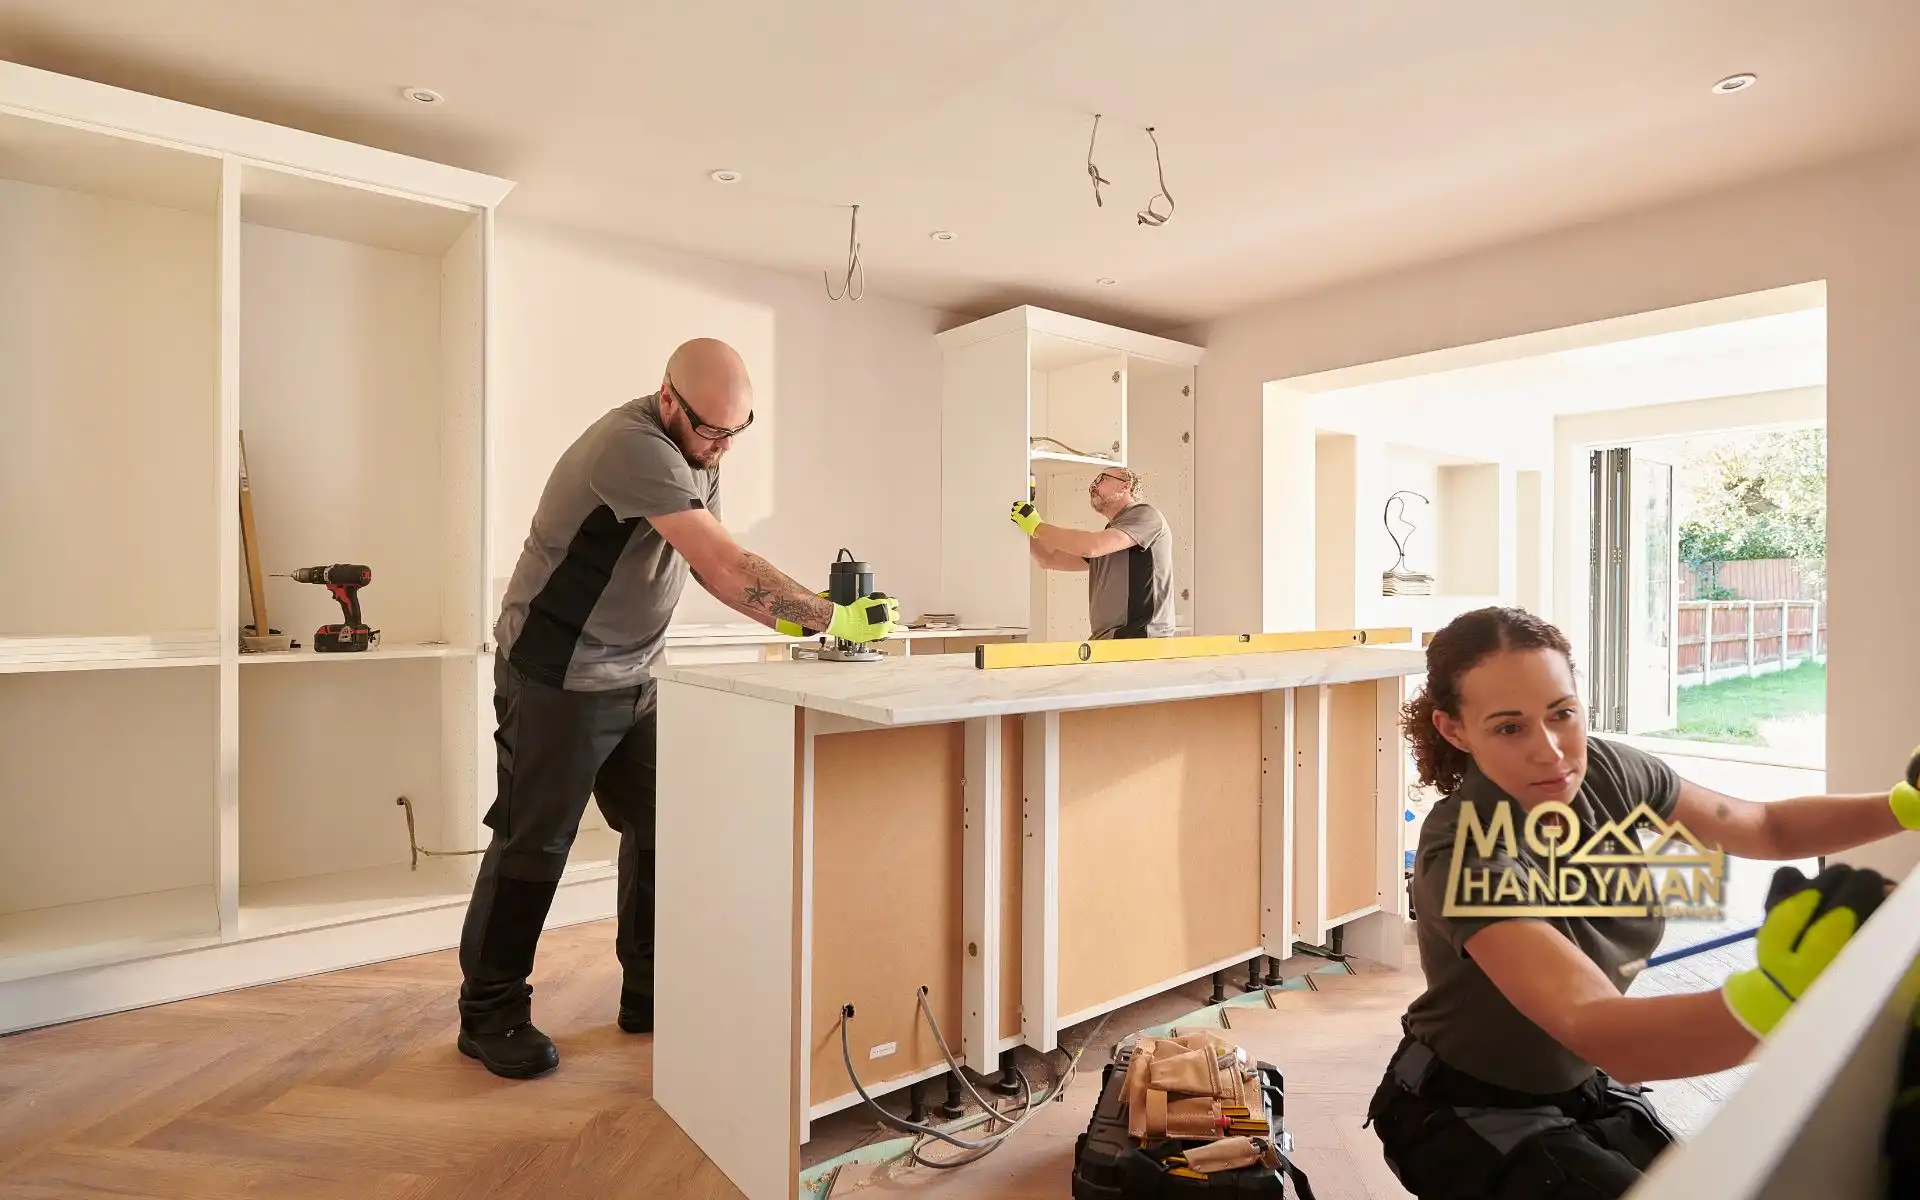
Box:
[1086,503,1175,639]
[1403,737,1682,1094]
[494,396,721,691]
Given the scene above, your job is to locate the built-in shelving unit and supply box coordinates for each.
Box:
[0,61,612,1036]
[938,307,1203,637]
[0,633,224,673]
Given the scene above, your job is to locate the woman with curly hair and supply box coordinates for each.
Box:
[1367,606,1913,1198]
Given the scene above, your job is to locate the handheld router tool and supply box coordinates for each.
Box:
[819,549,887,663]
[274,564,378,652]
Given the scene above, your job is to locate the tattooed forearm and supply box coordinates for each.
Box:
[769,596,817,624]
[734,551,834,632]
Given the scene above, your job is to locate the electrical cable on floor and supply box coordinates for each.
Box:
[907,986,1035,1169]
[835,992,1117,1171]
[395,795,485,870]
[833,998,1029,1152]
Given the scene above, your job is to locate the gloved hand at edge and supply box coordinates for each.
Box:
[824,592,900,644]
[1721,862,1891,1037]
[1009,500,1042,537]
[775,591,831,638]
[1887,743,1920,829]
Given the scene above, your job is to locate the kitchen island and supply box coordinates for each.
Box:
[648,638,1427,1200]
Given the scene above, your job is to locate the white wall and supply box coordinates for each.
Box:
[1310,374,1547,635]
[490,218,949,626]
[1195,140,1920,874]
[0,177,219,637]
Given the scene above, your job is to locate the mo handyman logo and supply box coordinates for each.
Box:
[1441,800,1727,919]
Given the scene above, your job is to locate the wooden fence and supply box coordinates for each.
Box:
[1677,599,1826,681]
[1681,558,1823,602]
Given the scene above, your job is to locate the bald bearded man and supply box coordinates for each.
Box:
[455,339,899,1079]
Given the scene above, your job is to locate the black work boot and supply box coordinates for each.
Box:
[457,1022,559,1079]
[618,989,653,1035]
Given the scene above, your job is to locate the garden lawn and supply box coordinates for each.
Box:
[1649,661,1825,745]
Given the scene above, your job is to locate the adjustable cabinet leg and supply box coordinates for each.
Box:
[906,1079,930,1125]
[1330,925,1345,957]
[1264,955,1285,987]
[994,1049,1022,1096]
[1244,957,1263,993]
[1210,971,1228,1005]
[939,1071,967,1120]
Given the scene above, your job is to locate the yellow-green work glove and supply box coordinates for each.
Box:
[1009,500,1042,537]
[825,592,899,643]
[1721,863,1890,1037]
[775,591,831,638]
[1889,744,1920,829]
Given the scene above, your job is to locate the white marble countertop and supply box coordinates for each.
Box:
[650,643,1428,725]
[663,622,1024,647]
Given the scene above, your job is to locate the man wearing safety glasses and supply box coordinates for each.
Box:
[1009,466,1175,640]
[456,338,898,1080]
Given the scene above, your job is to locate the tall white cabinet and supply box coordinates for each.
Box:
[0,62,613,1034]
[937,306,1204,640]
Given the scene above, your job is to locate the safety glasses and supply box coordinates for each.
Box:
[664,377,754,441]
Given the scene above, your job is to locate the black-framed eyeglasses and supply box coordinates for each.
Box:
[664,377,754,441]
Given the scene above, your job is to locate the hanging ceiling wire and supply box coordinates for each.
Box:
[1136,126,1175,227]
[1086,113,1110,208]
[824,203,865,301]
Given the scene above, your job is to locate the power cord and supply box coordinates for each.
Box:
[1029,435,1116,461]
[835,990,1117,1171]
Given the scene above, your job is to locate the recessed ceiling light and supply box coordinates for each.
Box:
[709,169,744,184]
[1096,277,1117,286]
[929,230,956,242]
[1712,73,1757,95]
[402,86,444,106]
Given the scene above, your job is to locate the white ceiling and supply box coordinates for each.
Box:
[4,2,1918,330]
[1314,307,1825,453]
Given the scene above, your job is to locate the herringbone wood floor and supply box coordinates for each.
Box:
[3,755,1777,1200]
[0,922,745,1200]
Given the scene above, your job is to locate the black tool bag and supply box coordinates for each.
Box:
[1071,1045,1317,1199]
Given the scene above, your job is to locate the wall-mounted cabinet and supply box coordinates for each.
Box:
[0,62,605,1035]
[938,307,1203,637]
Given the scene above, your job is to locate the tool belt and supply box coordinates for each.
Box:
[1368,1024,1676,1195]
[1122,1030,1272,1141]
[1074,1030,1316,1199]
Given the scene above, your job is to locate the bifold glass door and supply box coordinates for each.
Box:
[1589,448,1677,734]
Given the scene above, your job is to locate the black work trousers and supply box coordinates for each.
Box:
[457,656,657,1034]
[1367,1036,1674,1199]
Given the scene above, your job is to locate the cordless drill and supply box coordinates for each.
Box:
[278,564,377,652]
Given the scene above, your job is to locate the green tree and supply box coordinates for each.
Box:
[1678,429,1826,595]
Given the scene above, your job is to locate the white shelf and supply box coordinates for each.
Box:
[235,827,619,940]
[1029,449,1123,470]
[0,62,521,1035]
[238,643,468,665]
[239,163,478,257]
[567,827,621,879]
[0,107,220,213]
[238,859,476,939]
[0,632,222,673]
[0,886,220,985]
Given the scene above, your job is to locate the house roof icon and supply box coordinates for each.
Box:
[1567,803,1721,867]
